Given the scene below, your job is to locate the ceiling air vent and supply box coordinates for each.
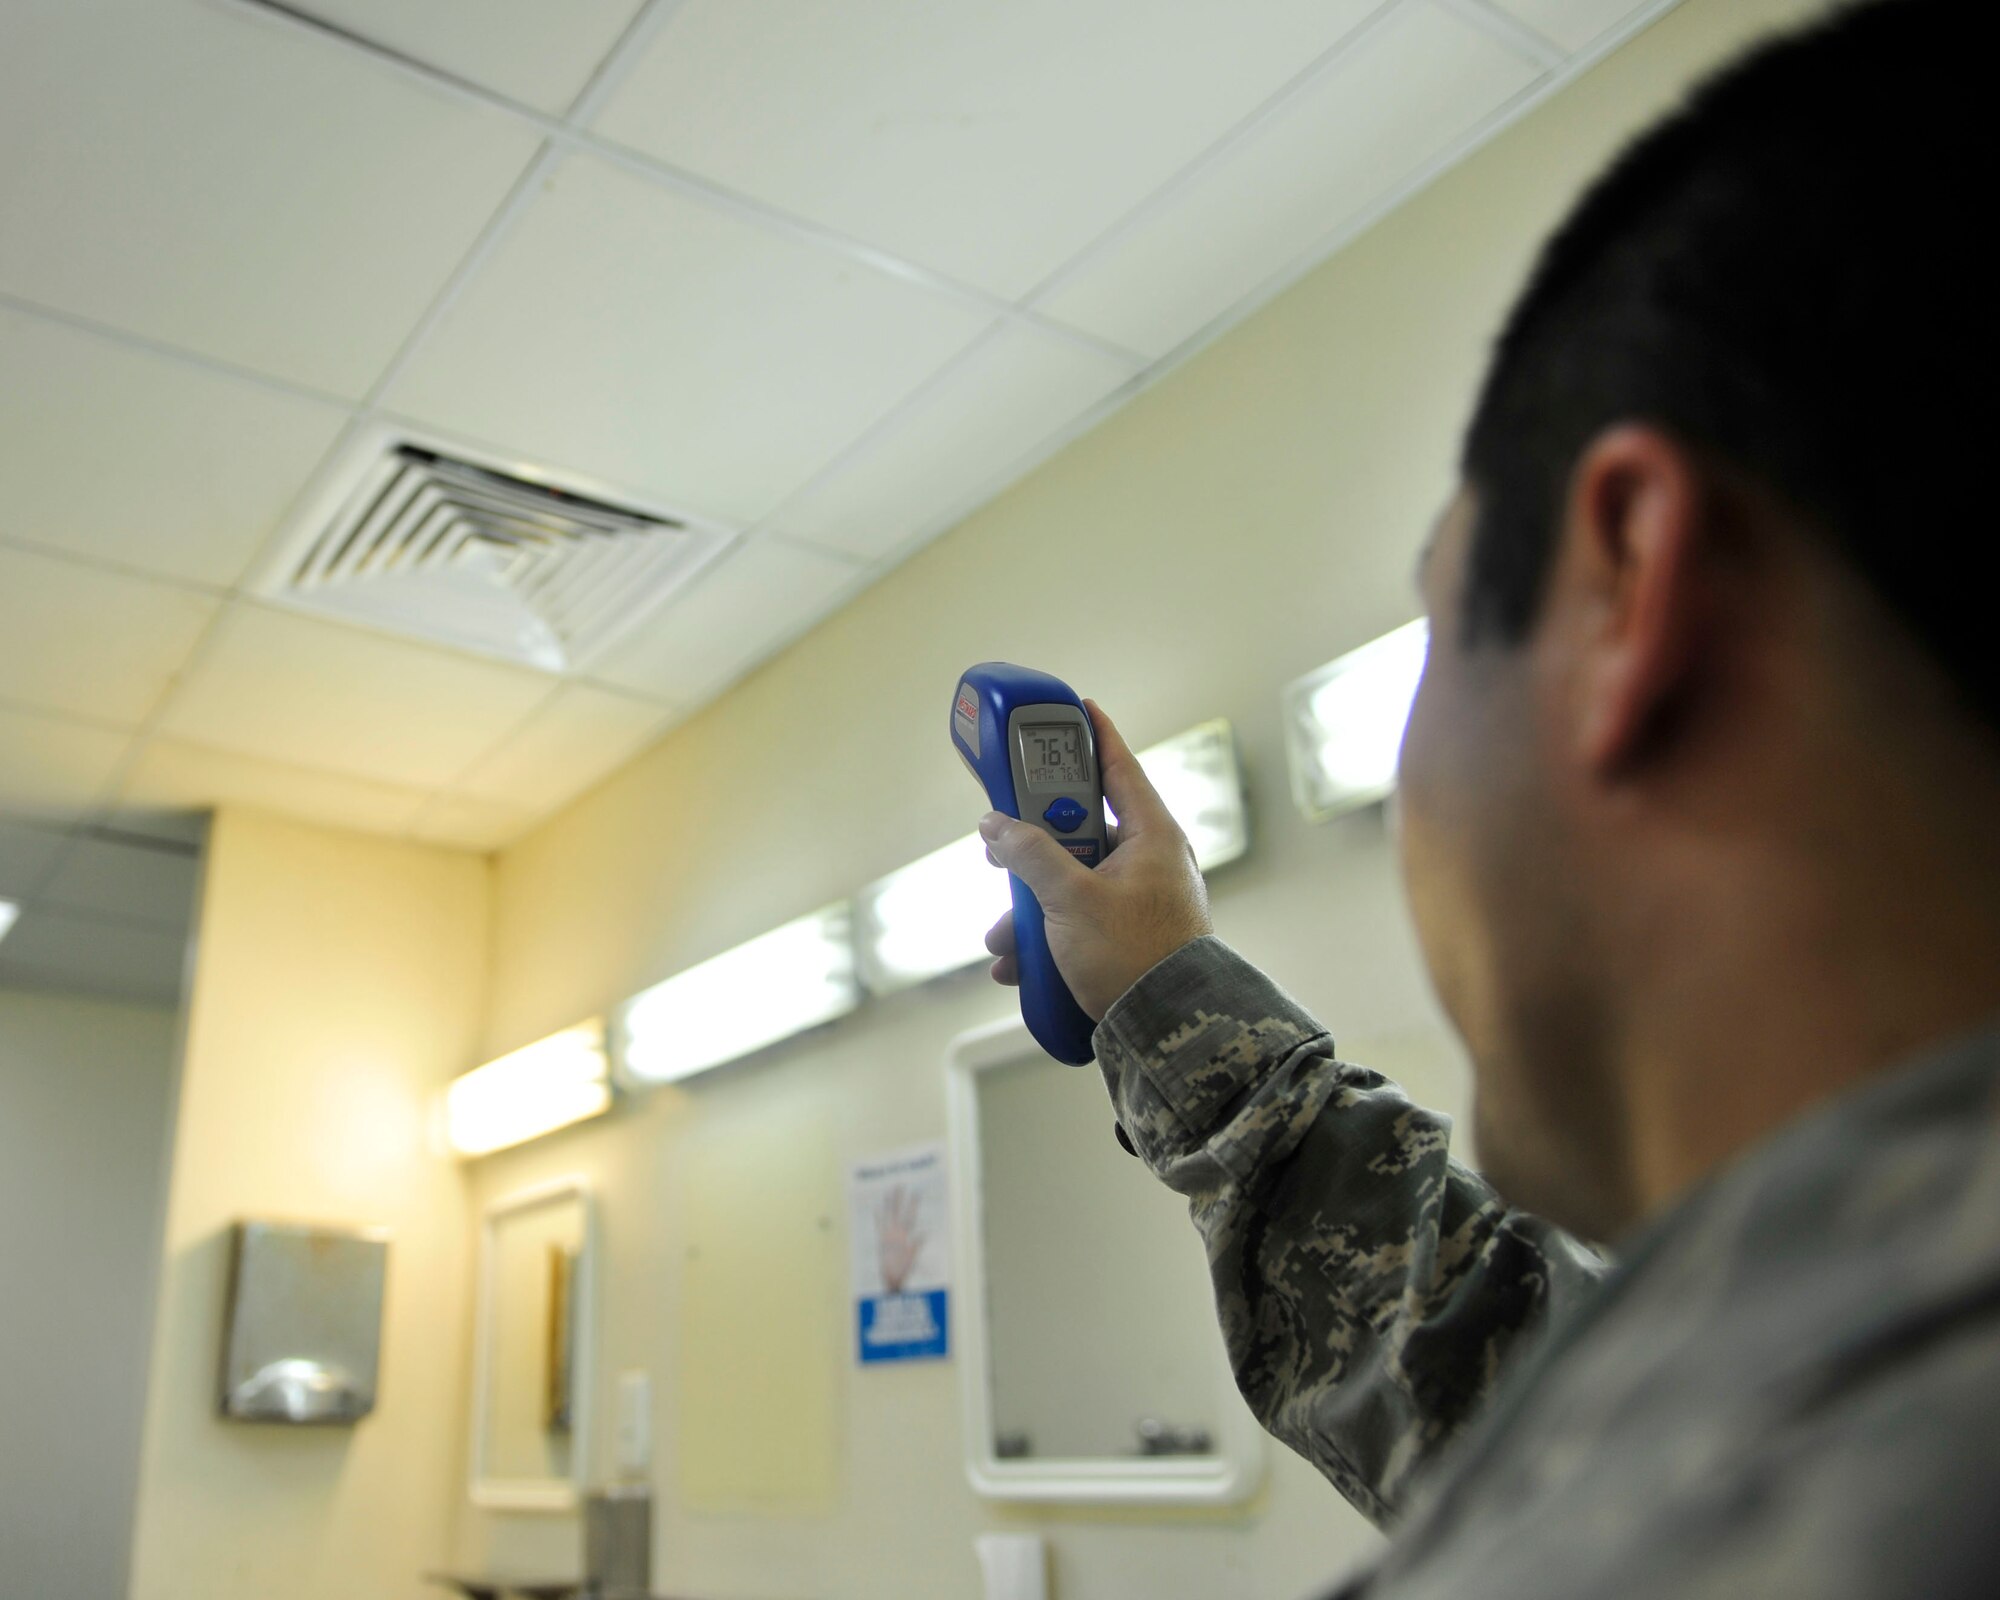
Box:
[258,437,727,672]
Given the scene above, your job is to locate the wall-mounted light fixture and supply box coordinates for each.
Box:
[615,903,860,1087]
[1117,719,1249,873]
[498,719,1248,1128]
[1282,620,1429,821]
[855,833,1010,996]
[856,719,1250,995]
[0,899,19,945]
[446,1020,612,1158]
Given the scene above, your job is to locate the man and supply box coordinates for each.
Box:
[978,2,1999,1594]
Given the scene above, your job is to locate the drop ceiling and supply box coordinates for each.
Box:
[1,817,199,1006]
[0,0,1682,875]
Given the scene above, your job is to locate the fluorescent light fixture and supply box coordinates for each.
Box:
[1282,619,1430,820]
[856,833,1013,995]
[446,1020,611,1159]
[616,903,859,1085]
[0,899,19,944]
[857,719,1251,995]
[1126,718,1249,873]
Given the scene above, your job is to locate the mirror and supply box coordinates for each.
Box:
[946,1020,1262,1503]
[470,1178,595,1510]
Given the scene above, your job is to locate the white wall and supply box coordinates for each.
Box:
[0,988,181,1600]
[459,6,1831,1598]
[127,808,490,1600]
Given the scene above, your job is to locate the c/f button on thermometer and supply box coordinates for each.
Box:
[950,662,1110,1064]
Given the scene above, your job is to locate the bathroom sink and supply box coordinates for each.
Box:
[423,1573,580,1599]
[424,1580,713,1600]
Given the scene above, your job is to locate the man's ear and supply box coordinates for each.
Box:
[1559,425,1709,773]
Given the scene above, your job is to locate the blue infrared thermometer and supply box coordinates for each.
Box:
[950,663,1110,1065]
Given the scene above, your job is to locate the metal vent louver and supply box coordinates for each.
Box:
[266,443,720,672]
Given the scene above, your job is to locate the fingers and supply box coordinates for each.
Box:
[1085,700,1177,840]
[984,909,1015,959]
[989,954,1020,986]
[978,811,1086,903]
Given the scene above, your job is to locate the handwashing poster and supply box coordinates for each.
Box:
[848,1142,951,1364]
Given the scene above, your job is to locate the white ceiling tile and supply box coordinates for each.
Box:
[0,547,218,726]
[0,0,541,397]
[40,836,200,930]
[774,325,1135,561]
[0,706,132,821]
[286,0,649,114]
[0,818,69,901]
[408,795,540,854]
[113,738,429,840]
[455,684,672,813]
[0,907,187,1006]
[1040,4,1542,358]
[0,309,349,586]
[1494,0,1660,53]
[591,0,1385,300]
[589,537,864,703]
[154,604,554,789]
[389,154,993,523]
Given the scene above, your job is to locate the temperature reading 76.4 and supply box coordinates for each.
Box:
[1021,723,1086,789]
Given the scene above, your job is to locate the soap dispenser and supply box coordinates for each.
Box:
[583,1371,654,1599]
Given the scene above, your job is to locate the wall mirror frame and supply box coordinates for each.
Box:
[468,1175,597,1512]
[946,1018,1264,1504]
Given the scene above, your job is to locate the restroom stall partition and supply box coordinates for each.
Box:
[0,819,201,1599]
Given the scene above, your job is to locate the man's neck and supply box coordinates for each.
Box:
[1611,750,2000,1225]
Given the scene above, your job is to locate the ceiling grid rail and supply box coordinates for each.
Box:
[0,0,1689,871]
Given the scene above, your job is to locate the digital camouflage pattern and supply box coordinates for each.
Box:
[1095,937,2000,1598]
[1093,937,1607,1525]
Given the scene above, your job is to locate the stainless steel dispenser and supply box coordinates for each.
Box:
[582,1486,651,1600]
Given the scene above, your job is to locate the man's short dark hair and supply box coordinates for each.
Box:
[1460,0,1990,726]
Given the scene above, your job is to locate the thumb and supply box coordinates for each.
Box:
[979,811,1086,904]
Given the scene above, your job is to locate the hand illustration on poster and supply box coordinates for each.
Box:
[875,1183,926,1293]
[848,1143,951,1364]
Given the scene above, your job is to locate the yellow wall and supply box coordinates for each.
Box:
[128,809,489,1600]
[462,2,1829,1597]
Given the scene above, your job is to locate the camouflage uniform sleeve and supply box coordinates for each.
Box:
[1094,935,1609,1528]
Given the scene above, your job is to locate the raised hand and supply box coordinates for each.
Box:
[979,700,1213,1020]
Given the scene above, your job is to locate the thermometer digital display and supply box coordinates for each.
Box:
[1020,723,1087,788]
[949,662,1110,1064]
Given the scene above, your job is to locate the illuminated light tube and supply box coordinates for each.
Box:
[446,1020,611,1158]
[1282,619,1430,821]
[1116,718,1249,875]
[0,899,19,945]
[857,720,1251,995]
[856,833,1012,995]
[616,903,860,1086]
